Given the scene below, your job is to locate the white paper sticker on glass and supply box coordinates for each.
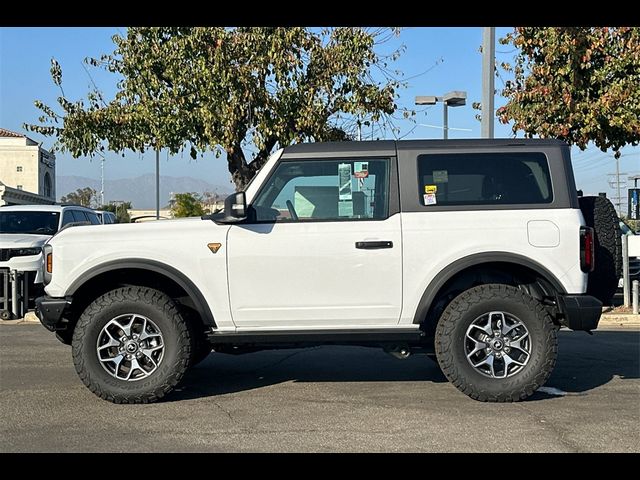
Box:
[338,163,353,200]
[338,200,354,217]
[433,170,449,183]
[354,161,369,179]
[424,193,437,205]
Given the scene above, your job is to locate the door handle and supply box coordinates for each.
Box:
[355,241,393,249]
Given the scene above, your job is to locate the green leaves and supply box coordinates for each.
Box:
[60,187,99,208]
[171,192,206,218]
[50,59,62,87]
[27,27,403,188]
[499,27,640,158]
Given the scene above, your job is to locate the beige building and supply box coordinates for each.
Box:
[127,208,173,222]
[0,128,56,205]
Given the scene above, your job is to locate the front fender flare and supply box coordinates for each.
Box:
[67,259,216,326]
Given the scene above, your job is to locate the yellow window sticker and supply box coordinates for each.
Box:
[424,185,438,194]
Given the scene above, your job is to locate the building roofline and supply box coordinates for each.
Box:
[0,127,41,146]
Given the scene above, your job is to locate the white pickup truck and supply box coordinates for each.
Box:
[36,139,610,404]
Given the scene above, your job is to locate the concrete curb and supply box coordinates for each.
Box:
[599,313,640,327]
[0,311,40,325]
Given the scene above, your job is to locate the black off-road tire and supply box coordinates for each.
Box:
[435,284,557,402]
[72,287,192,404]
[579,195,622,305]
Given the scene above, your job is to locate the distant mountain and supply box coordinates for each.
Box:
[57,174,233,209]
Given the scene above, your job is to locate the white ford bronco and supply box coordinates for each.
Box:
[36,139,610,404]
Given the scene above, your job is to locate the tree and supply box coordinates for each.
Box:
[171,192,206,218]
[26,27,405,189]
[100,202,132,223]
[201,190,223,213]
[498,27,640,158]
[60,187,99,207]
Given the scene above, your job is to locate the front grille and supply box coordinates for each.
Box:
[0,248,40,262]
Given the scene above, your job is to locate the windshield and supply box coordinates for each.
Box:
[244,148,284,193]
[0,211,60,235]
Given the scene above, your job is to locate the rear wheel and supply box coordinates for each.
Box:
[579,195,621,305]
[72,286,192,404]
[435,284,557,402]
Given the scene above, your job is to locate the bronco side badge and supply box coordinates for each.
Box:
[207,243,222,254]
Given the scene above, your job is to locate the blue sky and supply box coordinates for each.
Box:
[0,27,638,197]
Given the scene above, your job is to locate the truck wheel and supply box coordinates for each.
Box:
[579,195,621,305]
[435,284,557,402]
[72,287,192,404]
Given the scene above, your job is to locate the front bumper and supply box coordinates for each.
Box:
[35,295,71,331]
[0,254,44,283]
[558,294,602,331]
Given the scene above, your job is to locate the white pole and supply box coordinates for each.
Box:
[481,27,496,139]
[156,149,160,220]
[100,156,105,206]
[622,234,630,307]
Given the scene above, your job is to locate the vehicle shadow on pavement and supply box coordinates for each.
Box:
[169,330,640,402]
[170,346,448,400]
[527,329,640,401]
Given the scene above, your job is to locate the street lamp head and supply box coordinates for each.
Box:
[443,90,467,107]
[415,95,438,106]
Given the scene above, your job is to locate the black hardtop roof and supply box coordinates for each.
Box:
[282,138,567,157]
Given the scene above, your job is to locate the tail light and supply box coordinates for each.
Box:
[580,226,595,272]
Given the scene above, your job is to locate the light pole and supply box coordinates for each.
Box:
[155,148,160,220]
[415,91,467,139]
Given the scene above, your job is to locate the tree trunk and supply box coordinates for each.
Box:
[226,146,249,190]
[227,143,275,190]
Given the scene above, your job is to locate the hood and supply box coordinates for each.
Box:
[50,216,226,247]
[0,233,51,249]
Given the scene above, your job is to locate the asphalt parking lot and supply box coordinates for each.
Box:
[1,324,638,452]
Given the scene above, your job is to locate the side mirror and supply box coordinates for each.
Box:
[211,192,248,224]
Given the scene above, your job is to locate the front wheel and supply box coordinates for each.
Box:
[435,284,557,402]
[72,287,192,403]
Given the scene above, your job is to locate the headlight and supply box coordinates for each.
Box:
[43,244,53,285]
[12,247,42,257]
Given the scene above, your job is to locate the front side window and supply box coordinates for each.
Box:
[252,158,390,222]
[417,152,553,207]
[61,210,75,226]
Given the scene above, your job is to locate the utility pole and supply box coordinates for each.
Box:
[616,154,621,216]
[156,148,160,220]
[481,27,495,139]
[607,154,627,216]
[100,155,105,206]
[443,103,449,140]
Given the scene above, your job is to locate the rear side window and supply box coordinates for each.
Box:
[85,211,101,225]
[417,152,553,206]
[71,210,89,223]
